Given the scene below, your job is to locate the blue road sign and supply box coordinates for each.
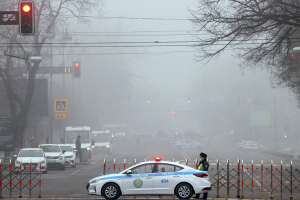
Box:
[54,99,68,112]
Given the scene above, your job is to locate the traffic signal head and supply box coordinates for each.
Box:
[187,96,191,104]
[73,61,81,78]
[289,52,300,72]
[147,96,151,103]
[19,1,35,35]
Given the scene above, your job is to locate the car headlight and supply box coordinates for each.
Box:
[16,160,20,164]
[59,156,63,160]
[106,144,110,148]
[92,145,95,148]
[90,177,102,183]
[87,147,91,151]
[41,160,46,163]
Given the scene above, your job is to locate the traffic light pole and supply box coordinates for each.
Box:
[63,47,65,98]
[50,39,53,144]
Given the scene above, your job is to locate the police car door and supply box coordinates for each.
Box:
[122,164,154,195]
[153,164,183,194]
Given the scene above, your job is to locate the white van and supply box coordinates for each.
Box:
[91,130,112,155]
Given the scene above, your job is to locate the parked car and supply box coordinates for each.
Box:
[87,157,211,199]
[14,148,47,174]
[58,144,76,168]
[38,144,66,170]
[174,139,202,150]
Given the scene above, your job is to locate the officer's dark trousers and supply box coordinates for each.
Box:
[76,149,82,162]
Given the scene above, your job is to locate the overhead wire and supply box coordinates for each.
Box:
[0,39,297,46]
[40,14,191,21]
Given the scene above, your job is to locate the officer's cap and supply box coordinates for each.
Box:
[200,152,207,158]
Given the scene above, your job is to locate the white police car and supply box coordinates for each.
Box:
[86,157,211,199]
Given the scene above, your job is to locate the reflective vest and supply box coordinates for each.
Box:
[198,161,209,170]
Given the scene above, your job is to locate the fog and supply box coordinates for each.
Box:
[22,0,300,156]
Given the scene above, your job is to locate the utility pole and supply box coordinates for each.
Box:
[274,95,278,151]
[43,32,55,144]
[50,39,53,143]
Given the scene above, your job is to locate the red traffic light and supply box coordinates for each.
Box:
[291,54,296,59]
[73,61,81,78]
[19,1,35,35]
[74,62,80,67]
[22,5,31,12]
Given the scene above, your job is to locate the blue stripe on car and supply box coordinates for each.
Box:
[97,171,205,181]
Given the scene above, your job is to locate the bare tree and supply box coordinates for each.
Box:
[190,0,300,102]
[0,0,102,152]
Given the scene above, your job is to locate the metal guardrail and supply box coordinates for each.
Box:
[101,158,299,199]
[0,159,42,198]
[209,159,299,200]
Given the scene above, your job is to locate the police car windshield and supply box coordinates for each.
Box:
[59,146,73,152]
[40,145,61,152]
[19,150,43,157]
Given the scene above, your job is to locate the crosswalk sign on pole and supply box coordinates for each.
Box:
[54,99,68,113]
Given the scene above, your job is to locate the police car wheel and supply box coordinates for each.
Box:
[175,183,193,199]
[102,183,120,200]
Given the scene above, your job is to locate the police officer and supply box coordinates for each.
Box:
[195,152,209,199]
[76,135,82,162]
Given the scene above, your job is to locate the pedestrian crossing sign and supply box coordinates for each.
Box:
[54,99,68,113]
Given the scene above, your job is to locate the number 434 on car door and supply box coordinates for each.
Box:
[161,179,168,183]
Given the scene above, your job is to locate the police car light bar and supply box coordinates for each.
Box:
[154,157,162,161]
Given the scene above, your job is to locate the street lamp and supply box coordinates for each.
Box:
[284,135,287,152]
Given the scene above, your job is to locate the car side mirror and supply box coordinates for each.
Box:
[62,150,66,154]
[125,170,132,175]
[13,155,17,158]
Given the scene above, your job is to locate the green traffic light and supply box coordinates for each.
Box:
[148,100,151,103]
[187,100,191,104]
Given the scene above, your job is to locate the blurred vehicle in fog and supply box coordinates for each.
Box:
[91,130,112,155]
[154,130,167,138]
[236,141,268,151]
[127,130,152,139]
[174,139,203,150]
[102,124,127,138]
[257,143,269,151]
